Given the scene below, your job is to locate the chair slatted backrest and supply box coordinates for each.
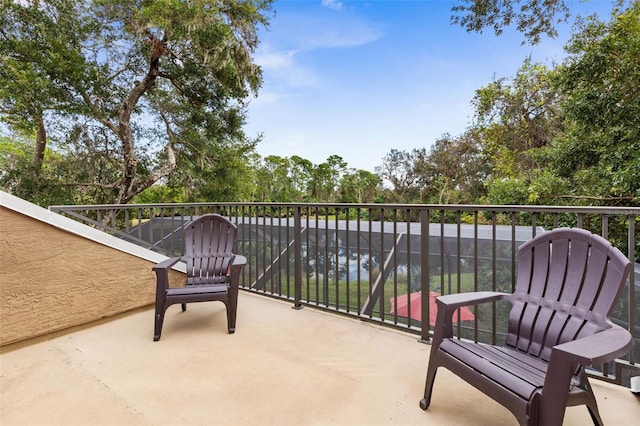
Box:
[506,228,631,361]
[183,215,237,285]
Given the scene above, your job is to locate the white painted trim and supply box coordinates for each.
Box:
[1,191,186,273]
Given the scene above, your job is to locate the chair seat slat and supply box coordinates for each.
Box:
[168,284,227,296]
[440,339,542,400]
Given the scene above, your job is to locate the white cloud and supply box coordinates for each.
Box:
[252,10,384,93]
[321,0,343,11]
[255,49,296,70]
[264,9,384,51]
[248,91,292,108]
[304,21,381,49]
[291,13,384,50]
[255,47,319,88]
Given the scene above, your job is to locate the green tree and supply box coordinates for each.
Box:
[451,0,575,44]
[259,155,295,202]
[375,148,430,203]
[289,155,314,200]
[548,1,640,205]
[309,162,331,203]
[426,132,488,204]
[0,135,82,206]
[471,59,569,205]
[472,59,563,180]
[338,169,380,203]
[323,155,347,202]
[131,184,185,205]
[301,155,348,203]
[0,0,273,205]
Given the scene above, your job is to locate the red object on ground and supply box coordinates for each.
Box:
[389,291,475,326]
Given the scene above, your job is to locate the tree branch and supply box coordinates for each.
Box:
[79,90,119,134]
[126,144,177,202]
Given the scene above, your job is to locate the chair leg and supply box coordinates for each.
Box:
[226,304,236,334]
[567,375,603,426]
[154,306,166,341]
[586,405,603,426]
[583,384,604,426]
[420,362,439,410]
[181,303,187,311]
[227,277,239,334]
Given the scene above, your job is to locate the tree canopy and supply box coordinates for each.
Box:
[549,1,640,203]
[1,0,273,204]
[451,0,571,44]
[450,0,634,45]
[477,1,640,206]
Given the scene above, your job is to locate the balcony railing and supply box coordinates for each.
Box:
[50,202,639,386]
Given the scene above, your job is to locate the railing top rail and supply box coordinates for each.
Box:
[49,202,640,215]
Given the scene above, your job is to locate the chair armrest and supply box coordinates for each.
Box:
[432,292,510,342]
[228,255,247,280]
[539,323,634,423]
[231,255,247,267]
[552,323,634,366]
[152,257,182,291]
[227,255,247,303]
[436,291,509,312]
[152,256,182,272]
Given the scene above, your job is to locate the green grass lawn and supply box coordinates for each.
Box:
[295,272,479,316]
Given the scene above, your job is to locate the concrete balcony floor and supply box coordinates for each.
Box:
[1,292,638,426]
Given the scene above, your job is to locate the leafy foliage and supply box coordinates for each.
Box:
[472,59,563,182]
[1,0,273,205]
[375,148,430,203]
[548,2,640,205]
[248,154,378,203]
[451,0,570,44]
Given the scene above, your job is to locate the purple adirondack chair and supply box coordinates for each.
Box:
[420,227,633,425]
[152,214,246,341]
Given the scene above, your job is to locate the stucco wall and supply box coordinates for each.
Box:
[0,207,184,346]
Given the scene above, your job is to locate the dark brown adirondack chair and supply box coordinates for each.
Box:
[420,228,633,425]
[152,214,247,341]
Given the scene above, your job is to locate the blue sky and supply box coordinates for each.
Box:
[243,0,614,171]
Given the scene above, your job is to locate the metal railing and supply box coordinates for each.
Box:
[50,202,640,386]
